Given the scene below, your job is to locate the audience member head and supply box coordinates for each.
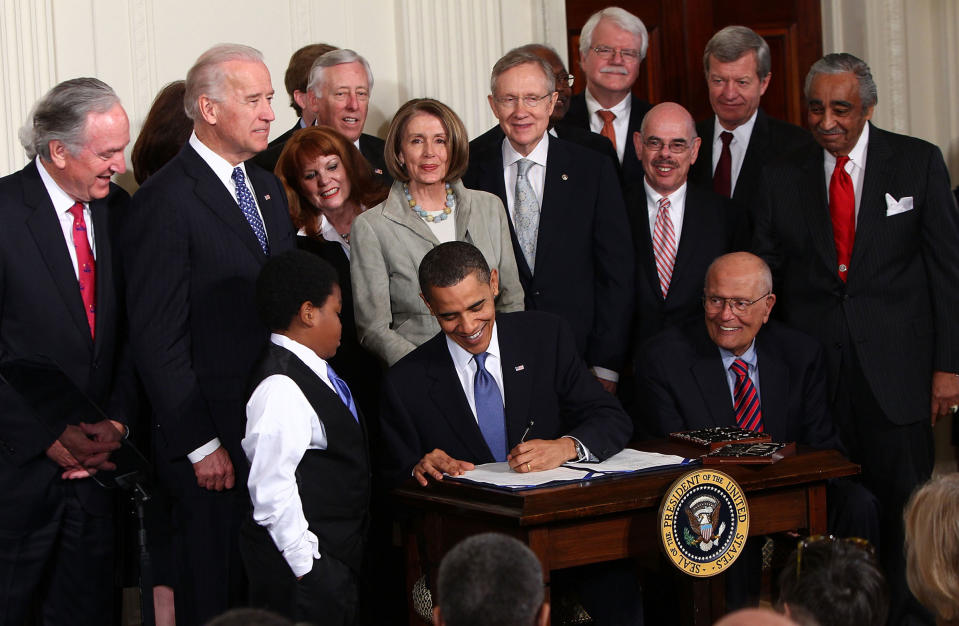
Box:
[578,7,648,106]
[384,98,469,184]
[256,249,341,359]
[488,49,557,157]
[703,26,772,131]
[803,53,876,158]
[205,607,293,626]
[777,535,887,626]
[703,252,775,356]
[905,473,959,624]
[418,242,499,356]
[19,77,128,202]
[433,533,548,626]
[636,102,700,196]
[513,44,573,123]
[131,80,192,184]
[185,43,275,165]
[307,49,374,143]
[275,125,387,236]
[283,42,338,122]
[714,607,797,626]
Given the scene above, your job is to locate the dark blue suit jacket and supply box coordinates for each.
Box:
[462,135,634,372]
[379,311,633,484]
[121,143,295,467]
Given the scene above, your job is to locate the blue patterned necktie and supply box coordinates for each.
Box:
[513,158,540,272]
[473,352,507,461]
[231,167,269,255]
[327,365,358,422]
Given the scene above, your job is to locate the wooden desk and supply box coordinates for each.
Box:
[395,441,859,625]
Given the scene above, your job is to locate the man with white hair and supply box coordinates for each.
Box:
[563,6,653,183]
[122,43,295,624]
[306,48,391,185]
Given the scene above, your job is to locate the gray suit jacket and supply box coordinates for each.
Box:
[350,179,524,366]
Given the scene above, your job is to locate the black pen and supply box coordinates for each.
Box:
[520,418,535,443]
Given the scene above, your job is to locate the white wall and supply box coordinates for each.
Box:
[0,0,568,189]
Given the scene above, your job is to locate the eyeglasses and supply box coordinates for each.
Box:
[591,45,641,62]
[703,294,771,314]
[642,137,692,154]
[492,93,554,109]
[330,89,370,102]
[795,535,875,577]
[555,73,574,87]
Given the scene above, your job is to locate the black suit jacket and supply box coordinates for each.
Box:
[379,311,632,484]
[752,123,959,425]
[627,182,735,348]
[250,121,302,173]
[358,133,392,187]
[463,134,634,372]
[563,92,652,186]
[0,161,133,526]
[122,143,295,468]
[637,320,840,449]
[690,109,811,210]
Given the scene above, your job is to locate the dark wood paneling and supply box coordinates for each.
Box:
[565,0,822,126]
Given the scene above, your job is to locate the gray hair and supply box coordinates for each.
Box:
[579,7,649,61]
[20,77,120,160]
[307,49,374,95]
[436,533,544,626]
[184,43,265,120]
[490,48,556,95]
[804,53,878,110]
[703,26,771,79]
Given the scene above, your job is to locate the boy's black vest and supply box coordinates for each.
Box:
[250,343,371,573]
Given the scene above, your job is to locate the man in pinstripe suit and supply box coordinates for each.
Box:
[753,53,959,626]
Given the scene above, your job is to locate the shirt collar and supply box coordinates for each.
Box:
[824,122,869,171]
[501,131,549,168]
[584,87,631,118]
[270,333,331,380]
[719,339,758,372]
[713,110,758,146]
[35,156,84,213]
[445,322,501,371]
[643,178,688,209]
[189,131,249,192]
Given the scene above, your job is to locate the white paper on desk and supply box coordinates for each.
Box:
[449,462,590,489]
[563,448,690,473]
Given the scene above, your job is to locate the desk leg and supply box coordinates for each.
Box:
[527,528,552,625]
[806,483,828,535]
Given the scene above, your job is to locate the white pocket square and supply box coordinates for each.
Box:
[885,193,914,216]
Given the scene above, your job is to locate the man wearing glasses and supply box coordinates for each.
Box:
[636,251,879,607]
[563,6,653,184]
[464,48,633,396]
[626,102,736,368]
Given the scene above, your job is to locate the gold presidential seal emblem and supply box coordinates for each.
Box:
[659,468,749,577]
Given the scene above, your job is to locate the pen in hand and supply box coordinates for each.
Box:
[519,418,535,443]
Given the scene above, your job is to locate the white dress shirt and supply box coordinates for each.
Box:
[822,123,869,222]
[317,214,351,260]
[187,131,271,462]
[585,88,631,164]
[501,132,549,221]
[710,110,758,196]
[644,179,688,242]
[35,157,96,274]
[243,334,338,578]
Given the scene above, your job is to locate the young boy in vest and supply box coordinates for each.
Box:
[240,250,370,625]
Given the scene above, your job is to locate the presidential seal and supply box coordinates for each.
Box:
[658,468,749,577]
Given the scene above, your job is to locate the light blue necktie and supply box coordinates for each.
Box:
[513,158,540,272]
[474,352,507,461]
[231,167,269,255]
[327,365,358,422]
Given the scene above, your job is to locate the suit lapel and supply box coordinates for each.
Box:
[247,165,289,247]
[849,124,891,282]
[669,186,706,300]
[182,146,268,261]
[476,142,531,280]
[734,110,770,203]
[22,164,92,344]
[452,180,473,242]
[381,184,440,246]
[423,336,493,462]
[690,326,735,426]
[538,139,574,276]
[754,329,788,441]
[797,145,838,277]
[89,195,113,356]
[496,317,533,448]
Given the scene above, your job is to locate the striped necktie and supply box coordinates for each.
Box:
[652,196,677,297]
[731,358,763,432]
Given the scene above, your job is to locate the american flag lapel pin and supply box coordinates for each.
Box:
[263,194,271,201]
[514,364,525,371]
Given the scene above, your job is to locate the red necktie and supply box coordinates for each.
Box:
[68,202,96,338]
[731,359,763,432]
[829,156,855,281]
[652,196,677,298]
[597,110,617,152]
[713,131,734,198]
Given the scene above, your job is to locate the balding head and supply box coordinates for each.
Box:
[714,608,797,626]
[635,102,700,196]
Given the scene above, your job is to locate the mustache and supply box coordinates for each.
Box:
[815,125,843,135]
[599,66,629,75]
[652,158,679,168]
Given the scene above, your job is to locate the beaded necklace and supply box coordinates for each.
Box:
[404,182,456,222]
